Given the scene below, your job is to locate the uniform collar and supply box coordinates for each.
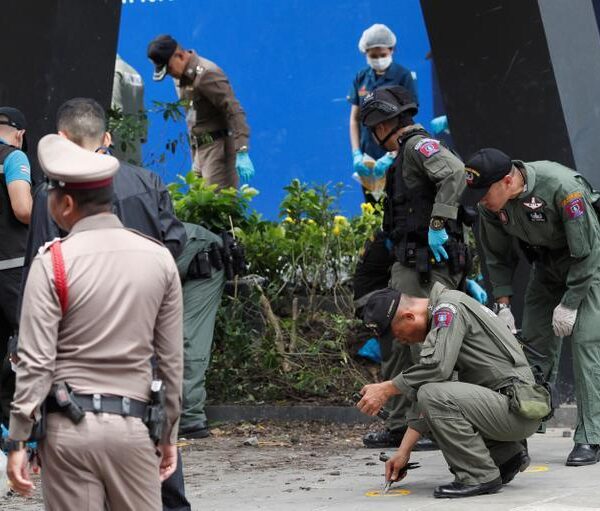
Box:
[514,160,535,198]
[70,213,123,235]
[368,62,397,80]
[181,50,201,84]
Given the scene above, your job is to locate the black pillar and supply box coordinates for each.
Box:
[0,0,122,183]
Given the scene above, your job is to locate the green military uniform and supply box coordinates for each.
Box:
[393,283,542,484]
[384,126,467,432]
[111,55,147,165]
[176,223,225,432]
[478,160,600,445]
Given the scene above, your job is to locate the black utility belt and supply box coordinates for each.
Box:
[191,128,230,147]
[46,393,147,419]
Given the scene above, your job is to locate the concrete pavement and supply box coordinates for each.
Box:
[184,428,600,511]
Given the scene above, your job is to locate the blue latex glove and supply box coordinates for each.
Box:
[236,150,255,184]
[428,227,449,262]
[430,115,449,135]
[384,238,394,253]
[466,278,488,304]
[357,337,382,364]
[373,152,395,178]
[352,149,371,177]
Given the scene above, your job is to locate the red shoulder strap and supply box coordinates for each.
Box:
[49,241,68,315]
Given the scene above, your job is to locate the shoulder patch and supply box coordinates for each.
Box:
[563,194,585,220]
[38,237,62,255]
[433,303,457,329]
[414,138,440,158]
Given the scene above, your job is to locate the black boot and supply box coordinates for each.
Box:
[362,427,439,450]
[499,450,530,484]
[362,428,406,448]
[566,444,600,466]
[433,477,502,499]
[178,422,210,439]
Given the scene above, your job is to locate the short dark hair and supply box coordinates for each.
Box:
[52,184,114,217]
[56,98,106,146]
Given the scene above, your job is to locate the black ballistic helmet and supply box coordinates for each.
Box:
[360,85,418,128]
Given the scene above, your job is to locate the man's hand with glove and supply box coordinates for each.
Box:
[352,149,371,177]
[235,149,255,184]
[466,278,488,304]
[552,303,578,337]
[428,227,449,262]
[494,303,517,334]
[373,152,395,178]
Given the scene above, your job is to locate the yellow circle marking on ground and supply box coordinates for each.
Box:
[364,489,411,497]
[524,465,549,473]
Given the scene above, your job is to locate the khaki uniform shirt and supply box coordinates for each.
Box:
[394,283,534,405]
[478,161,600,309]
[10,214,183,443]
[178,50,250,151]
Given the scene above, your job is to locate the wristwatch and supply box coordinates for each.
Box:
[5,439,26,452]
[430,217,445,230]
[492,302,511,314]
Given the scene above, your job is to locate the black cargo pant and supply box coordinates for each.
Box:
[0,267,22,426]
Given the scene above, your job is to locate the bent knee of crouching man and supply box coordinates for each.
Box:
[416,383,460,418]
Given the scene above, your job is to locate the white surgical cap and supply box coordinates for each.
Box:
[358,24,397,53]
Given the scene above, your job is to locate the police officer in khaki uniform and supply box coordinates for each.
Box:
[356,86,487,448]
[357,283,546,498]
[147,34,255,189]
[6,135,183,510]
[462,148,600,466]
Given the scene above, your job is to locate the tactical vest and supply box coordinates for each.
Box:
[383,128,435,246]
[383,129,468,282]
[0,143,29,268]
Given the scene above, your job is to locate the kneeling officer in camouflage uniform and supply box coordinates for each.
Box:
[6,135,183,510]
[357,283,548,498]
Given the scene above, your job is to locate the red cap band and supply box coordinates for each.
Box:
[61,177,113,190]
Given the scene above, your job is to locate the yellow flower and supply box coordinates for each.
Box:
[332,225,341,236]
[283,217,295,224]
[361,202,375,215]
[305,218,316,225]
[334,215,349,226]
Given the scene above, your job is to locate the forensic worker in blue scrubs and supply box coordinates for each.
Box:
[348,24,417,203]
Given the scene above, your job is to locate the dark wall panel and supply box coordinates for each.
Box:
[420,0,574,167]
[0,0,122,182]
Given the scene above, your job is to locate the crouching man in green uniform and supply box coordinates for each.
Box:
[357,283,547,498]
[462,148,600,466]
[176,222,225,438]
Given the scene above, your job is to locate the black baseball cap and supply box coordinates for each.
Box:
[362,288,401,341]
[360,85,418,128]
[0,107,27,130]
[0,107,28,152]
[461,148,513,206]
[147,34,178,81]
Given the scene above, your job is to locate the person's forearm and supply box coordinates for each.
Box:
[398,426,421,455]
[349,116,361,151]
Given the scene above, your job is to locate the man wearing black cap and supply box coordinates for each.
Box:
[356,86,486,448]
[356,284,545,498]
[0,106,33,426]
[147,34,254,189]
[462,148,600,466]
